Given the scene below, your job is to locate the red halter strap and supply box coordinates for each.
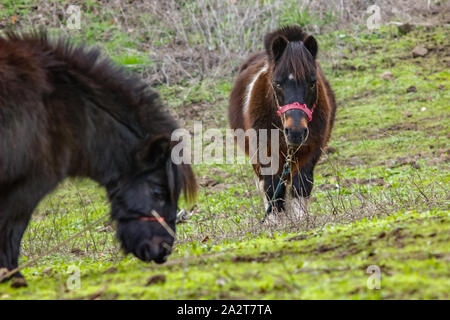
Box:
[277,102,316,121]
[138,216,165,222]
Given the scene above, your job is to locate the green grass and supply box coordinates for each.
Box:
[2,210,448,299]
[0,6,449,299]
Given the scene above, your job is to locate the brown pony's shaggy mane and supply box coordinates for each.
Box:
[263,25,316,82]
[263,25,307,49]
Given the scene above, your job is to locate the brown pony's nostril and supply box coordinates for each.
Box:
[286,127,308,146]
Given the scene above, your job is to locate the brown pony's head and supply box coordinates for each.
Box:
[264,26,318,147]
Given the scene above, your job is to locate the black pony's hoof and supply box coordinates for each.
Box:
[0,268,25,286]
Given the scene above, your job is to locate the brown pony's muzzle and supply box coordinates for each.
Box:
[283,110,309,146]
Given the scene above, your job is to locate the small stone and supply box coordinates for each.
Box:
[412,46,428,58]
[421,107,427,112]
[216,278,227,286]
[406,86,417,93]
[380,71,394,80]
[146,274,166,286]
[42,267,52,275]
[402,111,412,118]
[10,277,28,288]
[398,23,413,35]
[410,162,421,169]
[326,146,337,154]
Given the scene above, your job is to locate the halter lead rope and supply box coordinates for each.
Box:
[262,155,292,222]
[262,82,317,221]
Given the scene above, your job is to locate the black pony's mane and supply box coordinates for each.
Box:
[2,30,176,138]
[0,30,196,202]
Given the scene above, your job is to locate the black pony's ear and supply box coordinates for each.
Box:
[137,135,171,167]
[303,35,318,59]
[269,35,288,62]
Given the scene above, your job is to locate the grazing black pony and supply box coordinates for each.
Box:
[0,31,196,282]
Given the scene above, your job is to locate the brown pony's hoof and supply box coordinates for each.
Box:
[262,212,282,225]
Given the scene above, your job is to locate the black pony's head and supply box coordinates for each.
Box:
[108,135,196,264]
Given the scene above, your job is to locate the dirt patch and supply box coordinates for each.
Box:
[315,244,339,253]
[286,234,309,242]
[341,178,385,187]
[378,149,449,168]
[342,156,365,167]
[231,252,280,263]
[335,244,363,258]
[103,267,118,275]
[198,168,233,192]
[174,101,225,127]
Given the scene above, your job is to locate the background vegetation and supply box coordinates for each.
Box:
[0,0,448,299]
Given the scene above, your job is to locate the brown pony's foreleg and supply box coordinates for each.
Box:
[262,174,286,213]
[290,149,322,213]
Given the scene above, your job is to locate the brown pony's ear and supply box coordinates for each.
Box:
[268,35,288,62]
[303,35,318,59]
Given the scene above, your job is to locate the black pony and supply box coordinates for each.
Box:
[0,31,196,282]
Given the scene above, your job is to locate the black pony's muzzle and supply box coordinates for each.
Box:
[117,219,175,264]
[136,236,171,263]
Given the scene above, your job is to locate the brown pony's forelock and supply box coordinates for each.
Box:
[264,25,316,82]
[276,42,316,82]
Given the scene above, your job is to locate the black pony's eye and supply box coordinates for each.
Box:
[273,81,282,88]
[310,81,316,90]
[151,187,165,199]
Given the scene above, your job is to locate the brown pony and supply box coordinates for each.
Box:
[229,25,336,217]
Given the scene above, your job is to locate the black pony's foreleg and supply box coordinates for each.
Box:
[0,178,56,283]
[0,215,31,282]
